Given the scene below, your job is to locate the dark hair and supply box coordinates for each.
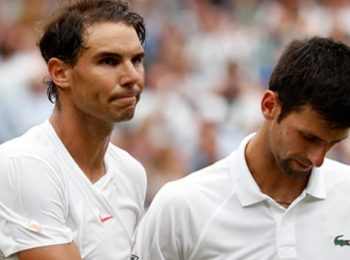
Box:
[269,36,350,129]
[38,0,146,103]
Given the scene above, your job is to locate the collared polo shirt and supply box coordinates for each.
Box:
[134,134,350,260]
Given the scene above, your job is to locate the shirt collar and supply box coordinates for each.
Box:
[228,133,327,207]
[304,163,326,199]
[228,133,267,207]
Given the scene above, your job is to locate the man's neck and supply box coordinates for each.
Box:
[49,109,112,183]
[245,131,310,207]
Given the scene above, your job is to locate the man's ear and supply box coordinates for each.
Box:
[47,58,71,89]
[261,90,280,120]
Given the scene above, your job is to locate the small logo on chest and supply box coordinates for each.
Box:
[334,235,350,246]
[99,215,113,223]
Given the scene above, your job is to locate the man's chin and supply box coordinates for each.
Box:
[283,168,311,180]
[114,112,135,123]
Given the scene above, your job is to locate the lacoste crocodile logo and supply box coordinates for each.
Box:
[334,235,350,246]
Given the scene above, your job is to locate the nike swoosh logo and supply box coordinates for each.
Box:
[100,215,113,223]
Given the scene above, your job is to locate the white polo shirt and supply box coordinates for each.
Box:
[0,121,147,260]
[134,134,350,260]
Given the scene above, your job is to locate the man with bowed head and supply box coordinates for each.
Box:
[134,37,350,259]
[0,0,147,259]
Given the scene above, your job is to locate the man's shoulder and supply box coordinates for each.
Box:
[321,158,350,184]
[322,158,350,173]
[107,143,137,161]
[153,157,235,209]
[107,143,145,173]
[107,143,147,187]
[0,123,50,159]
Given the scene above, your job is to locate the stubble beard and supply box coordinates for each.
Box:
[115,110,135,123]
[114,95,139,123]
[276,158,312,180]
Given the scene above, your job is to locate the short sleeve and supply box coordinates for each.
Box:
[133,182,194,260]
[0,155,74,257]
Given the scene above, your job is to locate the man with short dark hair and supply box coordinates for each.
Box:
[0,0,147,259]
[134,37,350,260]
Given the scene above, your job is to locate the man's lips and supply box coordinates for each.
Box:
[109,94,139,109]
[294,159,312,170]
[117,95,137,103]
[109,92,139,101]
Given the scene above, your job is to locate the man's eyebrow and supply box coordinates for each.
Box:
[95,50,145,58]
[94,51,122,59]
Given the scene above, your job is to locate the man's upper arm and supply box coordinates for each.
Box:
[134,183,188,260]
[18,243,81,260]
[0,156,74,257]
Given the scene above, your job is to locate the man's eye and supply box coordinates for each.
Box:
[132,55,144,64]
[304,135,313,140]
[304,135,316,142]
[303,134,322,144]
[101,57,118,65]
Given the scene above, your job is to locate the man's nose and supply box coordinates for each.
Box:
[119,61,141,87]
[308,145,328,167]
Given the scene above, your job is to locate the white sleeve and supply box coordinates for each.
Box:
[0,155,74,257]
[133,182,194,260]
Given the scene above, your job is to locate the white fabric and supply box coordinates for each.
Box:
[0,120,147,260]
[134,134,350,260]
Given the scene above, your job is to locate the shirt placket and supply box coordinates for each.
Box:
[278,209,297,258]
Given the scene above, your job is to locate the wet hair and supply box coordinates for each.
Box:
[38,0,146,103]
[269,36,350,129]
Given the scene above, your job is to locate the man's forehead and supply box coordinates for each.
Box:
[81,22,142,54]
[84,22,139,45]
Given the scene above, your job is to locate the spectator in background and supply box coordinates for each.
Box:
[0,22,51,143]
[134,37,350,259]
[0,0,147,259]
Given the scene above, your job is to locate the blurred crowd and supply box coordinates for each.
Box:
[1,0,350,207]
